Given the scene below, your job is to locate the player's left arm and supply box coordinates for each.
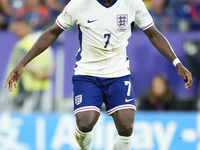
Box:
[143,25,193,90]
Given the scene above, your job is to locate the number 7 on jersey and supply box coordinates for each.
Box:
[104,34,111,48]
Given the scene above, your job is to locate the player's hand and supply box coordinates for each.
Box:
[176,63,193,90]
[5,65,25,92]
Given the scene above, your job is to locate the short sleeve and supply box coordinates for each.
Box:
[56,0,79,30]
[134,0,154,30]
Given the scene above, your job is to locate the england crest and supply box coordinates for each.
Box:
[117,14,128,28]
[75,95,82,105]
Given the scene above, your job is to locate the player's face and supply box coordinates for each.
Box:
[101,0,114,5]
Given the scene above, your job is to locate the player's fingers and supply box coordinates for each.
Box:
[182,72,187,82]
[5,69,24,89]
[14,80,17,88]
[5,73,14,88]
[14,75,20,88]
[184,73,193,89]
[14,69,24,88]
[8,80,13,92]
[5,76,11,88]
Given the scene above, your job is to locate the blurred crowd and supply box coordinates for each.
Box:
[144,0,200,32]
[0,0,200,32]
[0,0,70,31]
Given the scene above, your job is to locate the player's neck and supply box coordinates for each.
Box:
[101,0,114,6]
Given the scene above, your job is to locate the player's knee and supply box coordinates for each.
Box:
[118,124,133,136]
[76,111,99,133]
[77,122,93,133]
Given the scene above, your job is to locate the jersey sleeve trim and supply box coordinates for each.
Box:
[141,22,154,30]
[56,19,67,30]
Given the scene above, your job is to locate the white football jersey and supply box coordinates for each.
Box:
[56,0,154,78]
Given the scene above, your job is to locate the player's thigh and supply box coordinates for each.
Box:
[73,75,103,132]
[112,109,135,136]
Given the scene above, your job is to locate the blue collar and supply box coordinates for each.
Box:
[97,0,118,8]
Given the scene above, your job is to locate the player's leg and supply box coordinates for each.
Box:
[72,75,104,150]
[75,111,100,150]
[103,75,136,150]
[112,109,135,150]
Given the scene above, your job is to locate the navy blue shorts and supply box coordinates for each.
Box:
[72,75,136,115]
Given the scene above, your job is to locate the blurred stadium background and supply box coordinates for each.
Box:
[0,0,200,150]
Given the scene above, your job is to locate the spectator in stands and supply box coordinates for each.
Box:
[0,0,13,30]
[194,0,200,12]
[188,0,200,30]
[149,0,177,32]
[0,0,14,16]
[45,0,69,16]
[15,0,50,31]
[0,0,24,30]
[0,13,6,30]
[170,0,200,31]
[138,74,178,111]
[7,19,54,113]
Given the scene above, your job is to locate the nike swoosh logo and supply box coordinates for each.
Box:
[87,19,98,23]
[125,98,134,102]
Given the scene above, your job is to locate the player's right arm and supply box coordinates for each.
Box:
[5,23,64,92]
